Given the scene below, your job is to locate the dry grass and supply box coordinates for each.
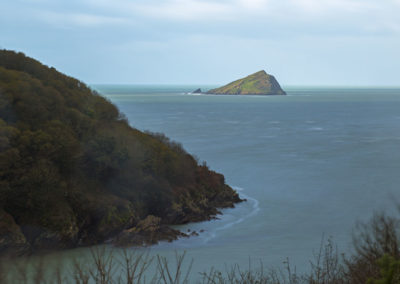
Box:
[344,213,400,283]
[0,212,399,283]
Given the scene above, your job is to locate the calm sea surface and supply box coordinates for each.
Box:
[20,86,400,280]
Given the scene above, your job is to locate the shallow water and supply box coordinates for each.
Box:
[11,86,400,281]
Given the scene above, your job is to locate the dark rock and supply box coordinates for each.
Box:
[0,210,30,256]
[114,215,187,247]
[192,88,202,93]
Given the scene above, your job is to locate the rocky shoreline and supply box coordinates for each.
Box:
[114,192,244,247]
[0,193,243,255]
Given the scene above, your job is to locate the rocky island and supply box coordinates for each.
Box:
[0,50,243,255]
[206,70,286,95]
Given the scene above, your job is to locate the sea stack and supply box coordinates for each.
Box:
[207,70,286,95]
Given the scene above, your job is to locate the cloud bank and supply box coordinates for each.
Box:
[2,0,400,85]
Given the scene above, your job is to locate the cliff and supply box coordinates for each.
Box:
[0,50,242,255]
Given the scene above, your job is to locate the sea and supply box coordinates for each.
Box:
[10,86,400,281]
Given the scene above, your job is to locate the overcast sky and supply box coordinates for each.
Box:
[1,0,400,85]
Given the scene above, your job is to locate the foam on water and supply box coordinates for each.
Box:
[200,186,260,243]
[185,93,201,96]
[155,186,260,248]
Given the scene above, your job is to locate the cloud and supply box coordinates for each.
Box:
[3,0,400,49]
[290,0,371,14]
[33,11,128,27]
[81,0,386,20]
[3,0,399,85]
[5,0,400,36]
[1,0,129,28]
[134,0,233,21]
[82,0,237,21]
[73,0,400,37]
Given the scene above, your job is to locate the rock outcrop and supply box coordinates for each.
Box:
[0,210,29,255]
[114,215,187,246]
[207,70,286,95]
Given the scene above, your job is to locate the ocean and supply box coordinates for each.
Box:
[12,86,400,281]
[100,86,400,271]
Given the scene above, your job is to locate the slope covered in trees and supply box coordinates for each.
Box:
[0,50,242,254]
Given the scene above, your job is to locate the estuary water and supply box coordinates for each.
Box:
[20,86,400,280]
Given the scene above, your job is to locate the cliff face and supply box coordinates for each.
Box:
[0,50,242,255]
[207,70,286,95]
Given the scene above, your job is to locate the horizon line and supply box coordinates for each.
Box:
[90,83,400,88]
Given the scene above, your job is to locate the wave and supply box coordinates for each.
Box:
[309,127,324,131]
[201,186,260,244]
[184,93,202,96]
[155,186,260,248]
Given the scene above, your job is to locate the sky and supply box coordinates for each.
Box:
[1,0,400,86]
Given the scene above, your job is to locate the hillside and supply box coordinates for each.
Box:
[0,50,242,254]
[207,70,286,95]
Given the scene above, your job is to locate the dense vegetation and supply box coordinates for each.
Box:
[0,50,241,254]
[207,70,286,96]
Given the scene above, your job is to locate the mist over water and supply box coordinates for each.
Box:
[29,86,400,279]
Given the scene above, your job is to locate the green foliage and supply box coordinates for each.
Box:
[367,255,400,284]
[207,70,286,95]
[0,50,240,251]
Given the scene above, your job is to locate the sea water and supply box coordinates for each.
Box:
[14,86,400,280]
[99,86,400,274]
